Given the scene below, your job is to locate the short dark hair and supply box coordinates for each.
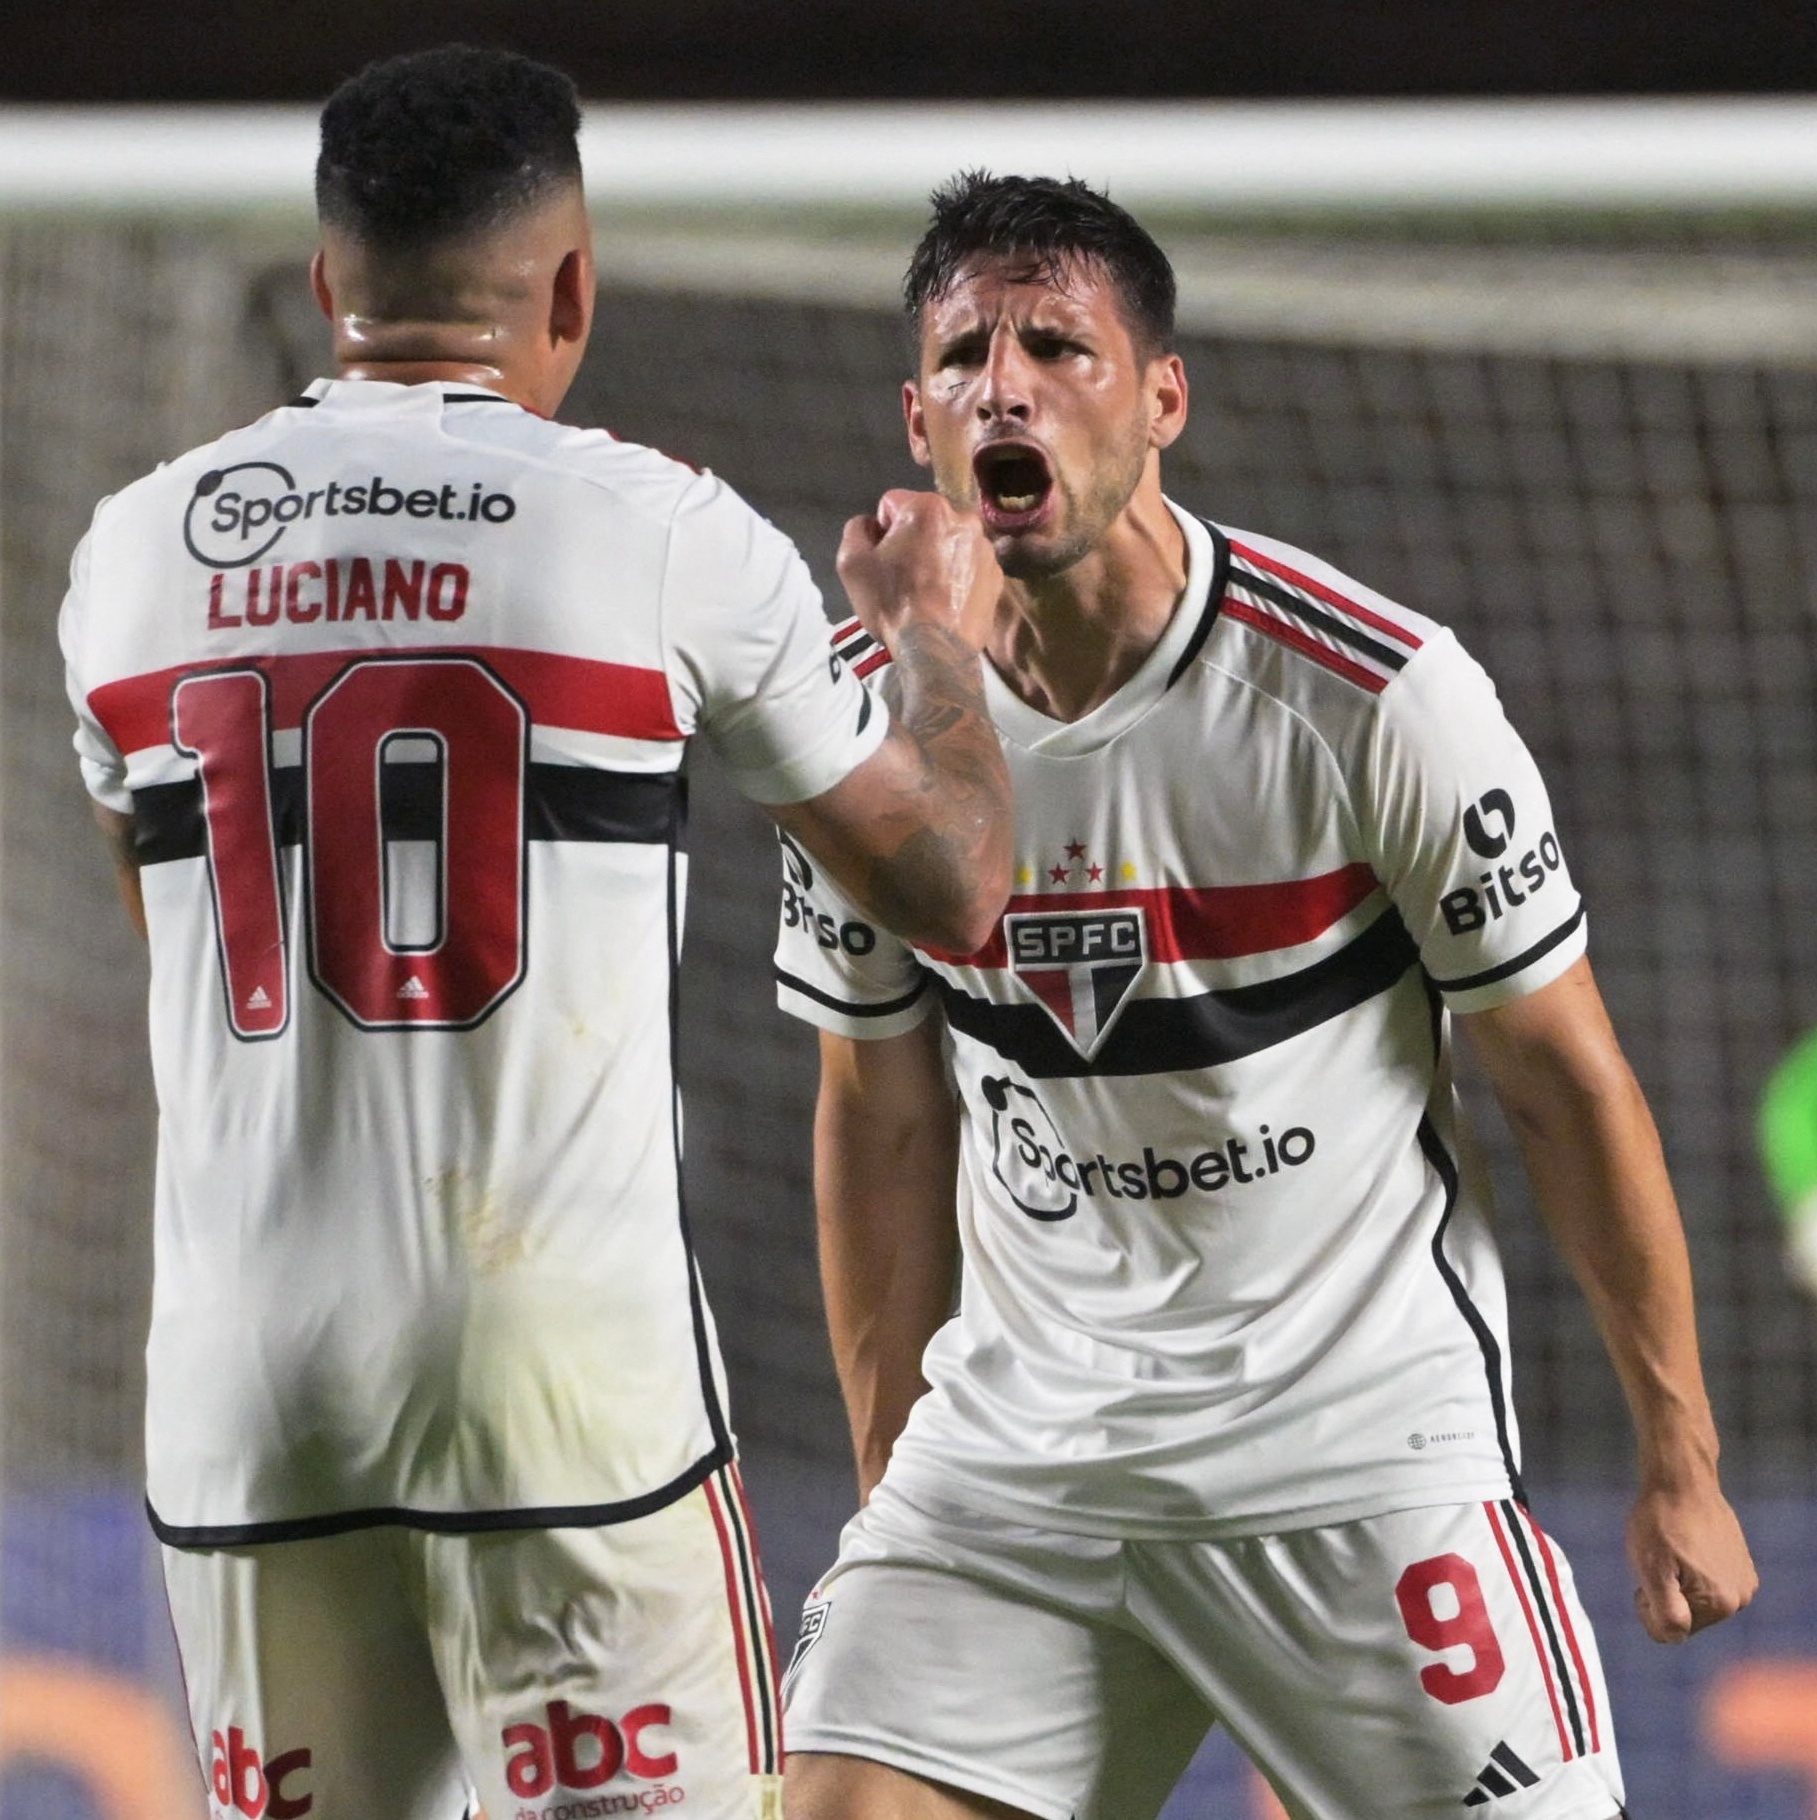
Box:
[317,46,582,248]
[904,171,1177,357]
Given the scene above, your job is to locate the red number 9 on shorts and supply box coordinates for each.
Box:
[1395,1553,1507,1704]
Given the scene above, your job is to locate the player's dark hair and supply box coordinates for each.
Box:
[316,46,582,248]
[904,170,1177,357]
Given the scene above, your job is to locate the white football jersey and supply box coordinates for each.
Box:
[776,505,1585,1539]
[61,377,887,1545]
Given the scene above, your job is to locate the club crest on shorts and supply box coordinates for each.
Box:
[1006,906,1147,1059]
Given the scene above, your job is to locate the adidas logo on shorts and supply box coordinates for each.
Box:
[1462,1740,1541,1804]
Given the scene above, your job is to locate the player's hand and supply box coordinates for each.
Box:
[837,490,1001,655]
[1625,1479,1758,1641]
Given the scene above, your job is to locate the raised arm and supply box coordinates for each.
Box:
[814,1018,961,1502]
[1460,955,1757,1642]
[771,491,1011,957]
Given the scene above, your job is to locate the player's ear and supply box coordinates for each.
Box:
[1147,352,1188,451]
[309,250,334,323]
[903,381,933,468]
[549,246,594,350]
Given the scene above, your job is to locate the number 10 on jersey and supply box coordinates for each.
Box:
[171,655,529,1037]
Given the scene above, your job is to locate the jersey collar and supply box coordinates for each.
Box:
[294,376,519,408]
[983,501,1225,757]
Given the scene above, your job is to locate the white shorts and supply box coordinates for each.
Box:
[162,1464,783,1820]
[784,1480,1624,1820]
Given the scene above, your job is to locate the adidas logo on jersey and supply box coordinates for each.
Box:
[1461,1740,1542,1804]
[245,986,272,1011]
[397,977,429,1000]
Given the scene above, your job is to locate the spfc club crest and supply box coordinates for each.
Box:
[1005,906,1147,1059]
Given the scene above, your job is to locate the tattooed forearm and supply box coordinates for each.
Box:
[852,619,1010,951]
[773,620,1012,955]
[772,486,1014,951]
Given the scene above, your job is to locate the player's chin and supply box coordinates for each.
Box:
[992,520,1093,581]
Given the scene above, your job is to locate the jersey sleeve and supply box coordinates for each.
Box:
[773,824,935,1039]
[57,522,133,815]
[1358,629,1586,1013]
[661,474,888,805]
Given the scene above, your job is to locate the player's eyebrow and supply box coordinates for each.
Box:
[930,321,992,365]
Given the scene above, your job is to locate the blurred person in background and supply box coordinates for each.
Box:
[775,171,1757,1820]
[1758,1028,1817,1296]
[58,47,1011,1820]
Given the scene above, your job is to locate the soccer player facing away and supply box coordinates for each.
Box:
[58,52,1012,1820]
[775,174,1758,1820]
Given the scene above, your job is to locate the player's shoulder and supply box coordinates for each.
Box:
[435,395,720,523]
[80,403,299,552]
[1201,520,1473,722]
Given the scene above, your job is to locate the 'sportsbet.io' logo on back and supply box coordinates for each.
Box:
[184,462,517,569]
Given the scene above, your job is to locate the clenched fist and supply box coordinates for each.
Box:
[837,490,1001,656]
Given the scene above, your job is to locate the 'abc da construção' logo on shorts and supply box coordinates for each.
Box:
[183,462,518,569]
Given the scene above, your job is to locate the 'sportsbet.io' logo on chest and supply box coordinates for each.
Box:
[980,1075,1315,1221]
[184,462,518,569]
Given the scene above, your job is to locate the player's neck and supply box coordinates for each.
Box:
[986,487,1188,724]
[314,202,592,418]
[330,317,556,413]
[336,355,509,391]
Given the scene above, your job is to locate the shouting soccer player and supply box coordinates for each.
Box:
[58,53,1011,1820]
[775,173,1757,1820]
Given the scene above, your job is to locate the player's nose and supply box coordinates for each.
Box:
[976,328,1034,423]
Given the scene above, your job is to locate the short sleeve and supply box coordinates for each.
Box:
[1358,630,1585,1013]
[773,827,934,1039]
[662,474,888,805]
[57,524,133,815]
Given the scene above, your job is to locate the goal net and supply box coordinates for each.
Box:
[4,102,1817,1819]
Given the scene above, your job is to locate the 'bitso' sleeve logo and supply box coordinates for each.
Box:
[1463,788,1516,858]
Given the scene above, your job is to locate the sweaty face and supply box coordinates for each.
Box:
[909,258,1160,579]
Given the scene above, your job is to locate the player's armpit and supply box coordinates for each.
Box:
[1460,956,1758,1641]
[815,1020,961,1502]
[92,802,146,940]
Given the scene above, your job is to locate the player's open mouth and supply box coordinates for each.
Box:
[974,442,1054,532]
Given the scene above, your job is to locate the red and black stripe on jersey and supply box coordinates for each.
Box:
[932,900,1418,1080]
[91,645,689,864]
[829,532,1427,698]
[89,644,684,753]
[131,764,679,865]
[1221,536,1423,694]
[831,616,891,680]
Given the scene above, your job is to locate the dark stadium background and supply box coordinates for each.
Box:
[6,10,1817,1820]
[0,0,1812,103]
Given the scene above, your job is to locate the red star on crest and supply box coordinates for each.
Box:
[1048,864,1071,885]
[1064,840,1088,860]
[1087,863,1104,882]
